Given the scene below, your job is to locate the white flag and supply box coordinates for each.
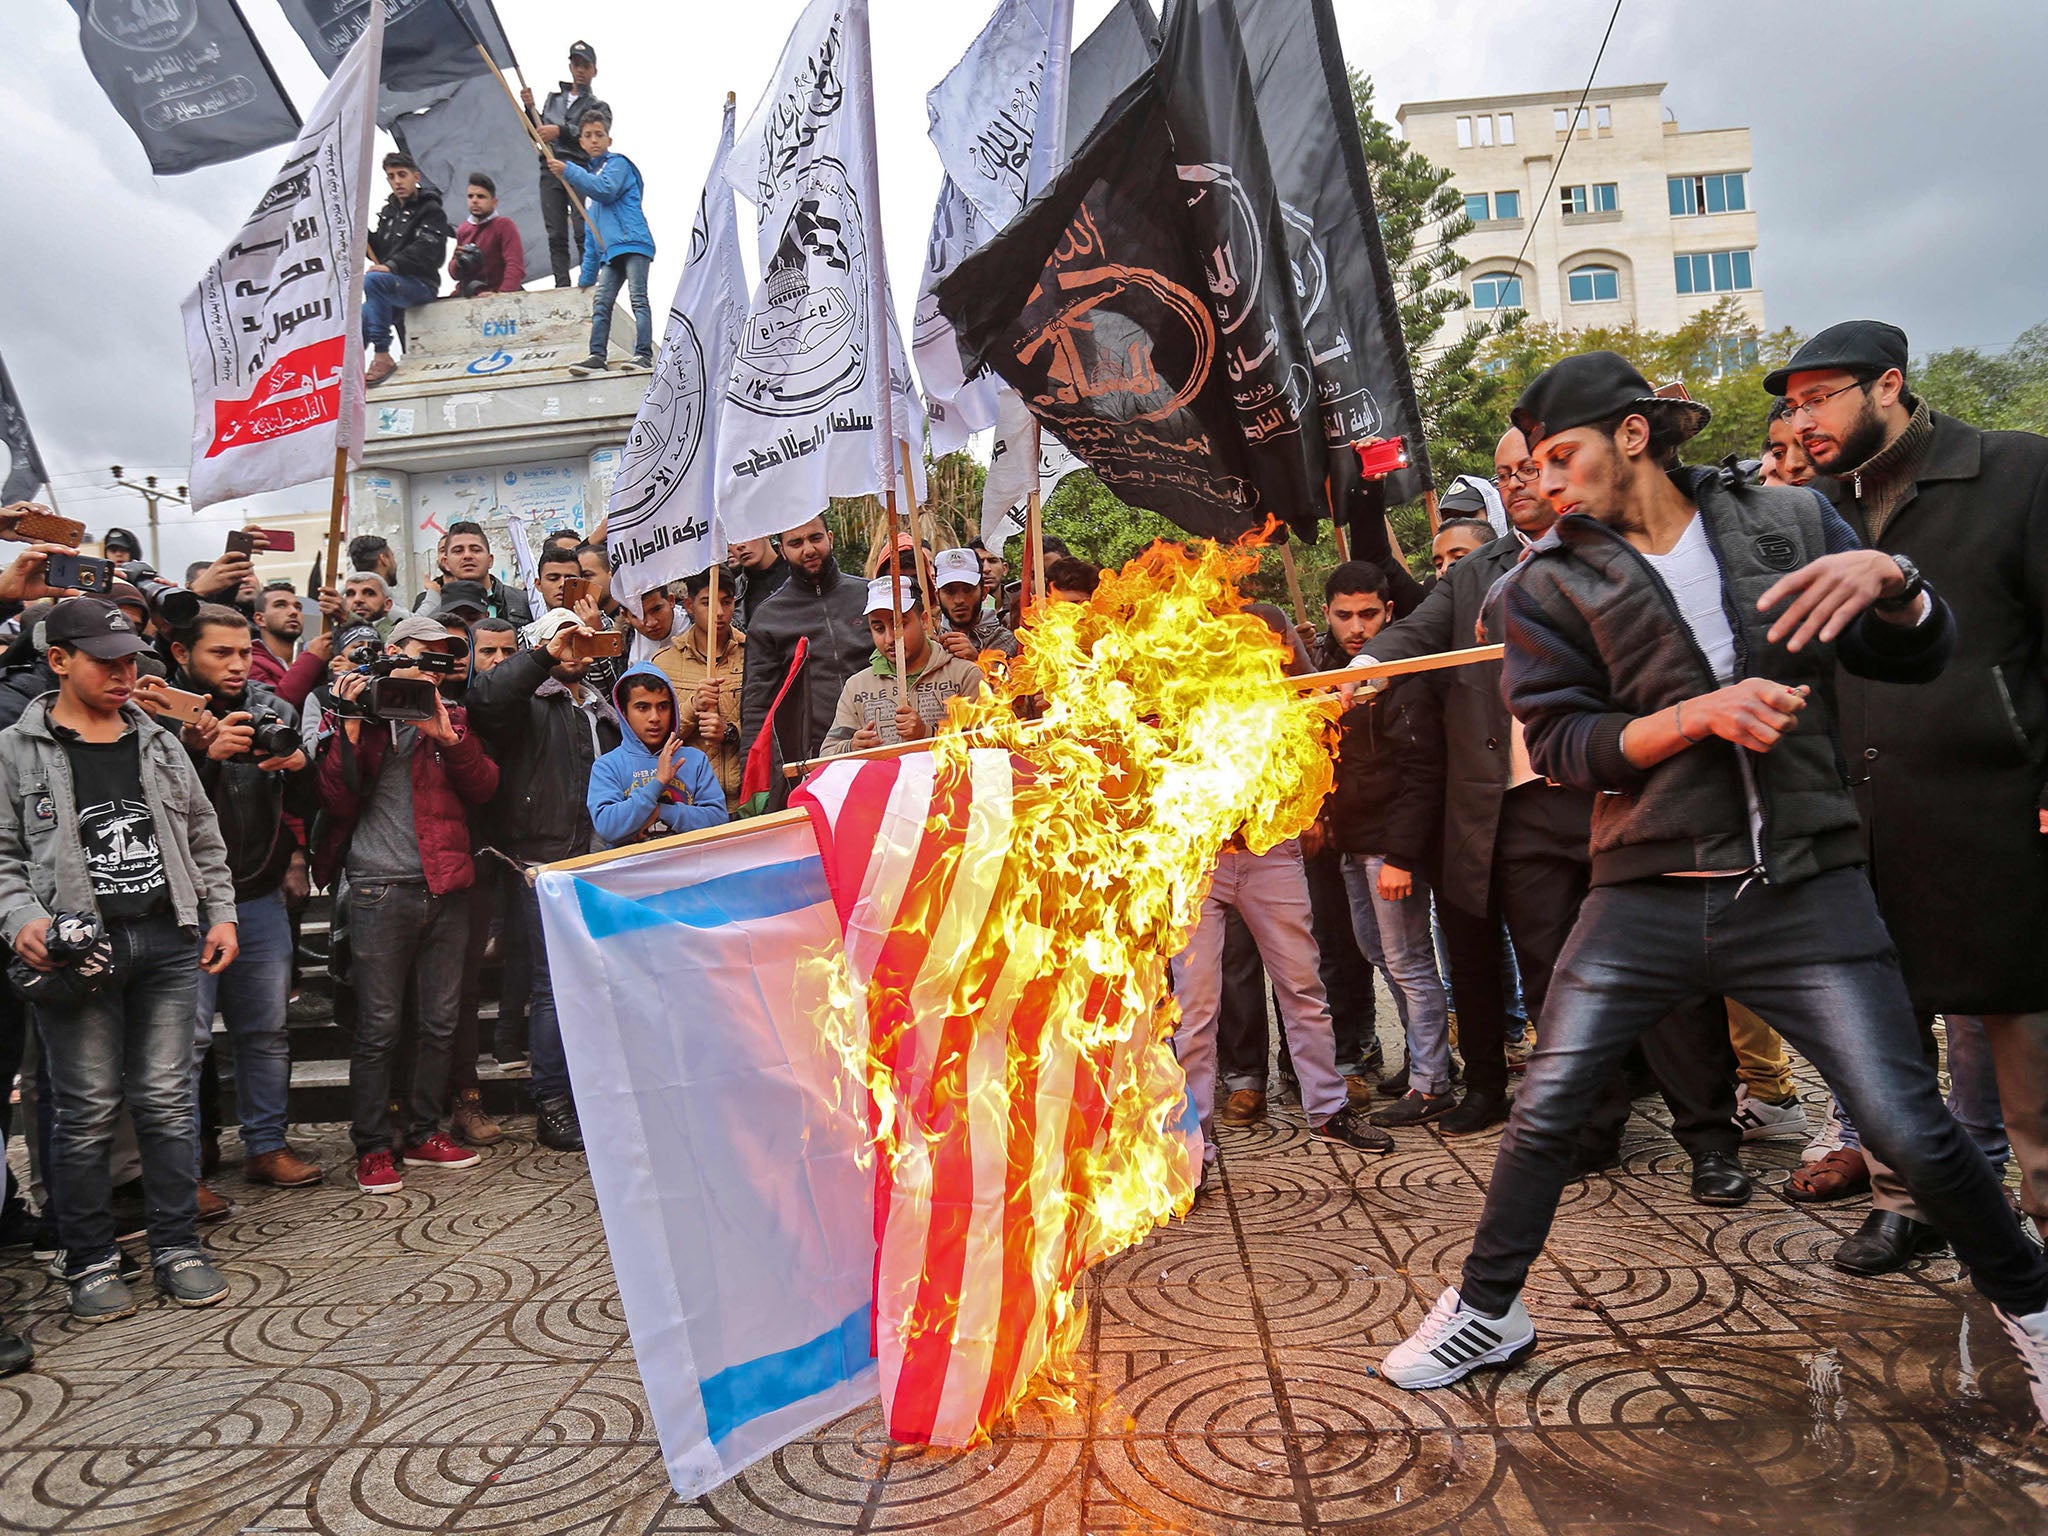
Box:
[607,101,747,614]
[181,5,380,512]
[980,390,1087,553]
[913,181,1003,456]
[720,0,905,543]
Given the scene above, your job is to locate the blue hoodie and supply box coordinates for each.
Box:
[587,662,727,850]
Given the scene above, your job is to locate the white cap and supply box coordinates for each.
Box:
[863,576,919,616]
[525,607,582,646]
[933,547,981,588]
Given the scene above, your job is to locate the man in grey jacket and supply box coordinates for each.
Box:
[0,598,239,1324]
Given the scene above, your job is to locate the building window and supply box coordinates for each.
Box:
[1457,115,1473,148]
[1567,265,1620,304]
[1464,192,1491,222]
[1592,182,1618,212]
[1553,107,1569,134]
[1594,104,1612,131]
[1475,114,1494,147]
[1498,112,1515,145]
[1561,184,1587,214]
[1472,273,1524,310]
[1675,249,1756,294]
[1668,172,1748,216]
[1695,336,1762,377]
[1563,184,1618,215]
[1495,189,1521,219]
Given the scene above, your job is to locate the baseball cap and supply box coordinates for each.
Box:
[387,612,467,652]
[569,39,596,64]
[334,623,380,657]
[525,607,583,647]
[1511,351,1711,451]
[433,579,492,620]
[1762,319,1910,397]
[933,548,981,589]
[864,576,920,616]
[45,597,151,660]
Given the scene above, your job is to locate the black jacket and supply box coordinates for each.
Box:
[1351,533,1588,914]
[415,576,534,628]
[1316,633,1435,867]
[737,559,791,632]
[740,562,872,768]
[174,673,314,901]
[1828,411,2048,1011]
[1498,469,1953,889]
[538,83,611,167]
[465,648,621,862]
[370,188,453,286]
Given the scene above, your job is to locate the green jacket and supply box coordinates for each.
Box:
[819,648,986,755]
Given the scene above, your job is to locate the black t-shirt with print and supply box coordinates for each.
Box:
[58,728,169,920]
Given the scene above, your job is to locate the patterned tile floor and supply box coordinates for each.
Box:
[3,1080,2047,1534]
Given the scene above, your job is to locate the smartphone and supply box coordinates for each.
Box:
[241,527,297,552]
[140,685,208,725]
[560,576,594,608]
[13,511,86,547]
[562,628,625,661]
[44,552,114,594]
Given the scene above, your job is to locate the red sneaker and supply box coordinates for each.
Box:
[398,1132,482,1171]
[356,1150,403,1194]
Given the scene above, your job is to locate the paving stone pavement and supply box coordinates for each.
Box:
[3,1084,2047,1535]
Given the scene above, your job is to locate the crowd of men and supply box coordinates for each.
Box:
[363,38,648,389]
[1,313,2045,1431]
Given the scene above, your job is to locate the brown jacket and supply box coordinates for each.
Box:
[653,626,746,808]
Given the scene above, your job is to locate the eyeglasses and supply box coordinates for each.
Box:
[1491,463,1540,487]
[1784,379,1868,423]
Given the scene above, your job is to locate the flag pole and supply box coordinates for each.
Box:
[1278,540,1310,631]
[435,0,605,252]
[899,440,934,612]
[323,444,348,602]
[706,561,720,691]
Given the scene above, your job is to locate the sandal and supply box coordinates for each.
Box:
[1786,1146,1869,1203]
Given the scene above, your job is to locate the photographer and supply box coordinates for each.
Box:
[158,605,321,1198]
[466,610,621,1152]
[448,173,526,297]
[314,615,499,1196]
[0,598,239,1321]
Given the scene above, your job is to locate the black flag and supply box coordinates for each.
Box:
[1233,0,1431,513]
[939,0,1339,543]
[69,0,300,175]
[273,0,515,100]
[0,353,52,504]
[1064,0,1160,144]
[387,73,547,283]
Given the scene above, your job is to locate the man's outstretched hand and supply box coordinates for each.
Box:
[1758,551,1918,652]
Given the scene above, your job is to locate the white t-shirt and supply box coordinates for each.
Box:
[1640,514,1764,871]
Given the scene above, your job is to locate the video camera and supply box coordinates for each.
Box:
[116,561,200,631]
[331,652,455,724]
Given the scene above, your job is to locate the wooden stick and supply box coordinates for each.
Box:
[1423,488,1441,535]
[323,444,348,599]
[1332,522,1349,561]
[1027,487,1046,604]
[1277,541,1310,630]
[1283,645,1504,692]
[782,735,983,779]
[706,562,719,689]
[471,44,605,252]
[900,439,934,612]
[1383,513,1409,567]
[544,807,811,872]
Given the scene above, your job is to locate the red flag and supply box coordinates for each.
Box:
[738,636,809,808]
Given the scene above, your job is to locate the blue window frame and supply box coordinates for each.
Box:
[1675,249,1755,294]
[1591,182,1618,212]
[1669,173,1748,216]
[1494,190,1521,219]
[1464,193,1490,223]
[1567,265,1619,304]
[1472,273,1523,310]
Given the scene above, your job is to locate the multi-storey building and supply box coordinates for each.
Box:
[1397,83,1764,342]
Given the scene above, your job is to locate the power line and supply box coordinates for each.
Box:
[1499,0,1626,313]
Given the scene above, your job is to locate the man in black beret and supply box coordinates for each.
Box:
[1770,320,2048,1276]
[1377,352,2048,1432]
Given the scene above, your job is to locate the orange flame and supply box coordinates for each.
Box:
[816,536,1335,1443]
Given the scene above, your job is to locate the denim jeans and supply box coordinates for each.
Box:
[191,890,292,1166]
[361,270,437,351]
[349,880,467,1154]
[590,253,653,359]
[1343,855,1452,1094]
[518,878,572,1105]
[1171,845,1348,1130]
[1461,869,2048,1319]
[40,915,202,1277]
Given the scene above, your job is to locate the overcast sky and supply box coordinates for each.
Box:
[4,0,2041,573]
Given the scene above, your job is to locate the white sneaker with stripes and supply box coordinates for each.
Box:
[1383,1287,1536,1389]
[1732,1084,1809,1141]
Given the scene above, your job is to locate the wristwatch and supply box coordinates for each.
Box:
[1874,553,1925,612]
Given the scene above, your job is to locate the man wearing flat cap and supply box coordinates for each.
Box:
[1376,352,2048,1430]
[1769,320,2048,1275]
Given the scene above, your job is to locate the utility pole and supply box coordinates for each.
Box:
[108,467,187,569]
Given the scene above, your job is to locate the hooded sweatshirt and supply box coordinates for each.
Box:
[586,662,727,850]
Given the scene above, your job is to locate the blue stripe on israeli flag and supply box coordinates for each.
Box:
[573,856,833,938]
